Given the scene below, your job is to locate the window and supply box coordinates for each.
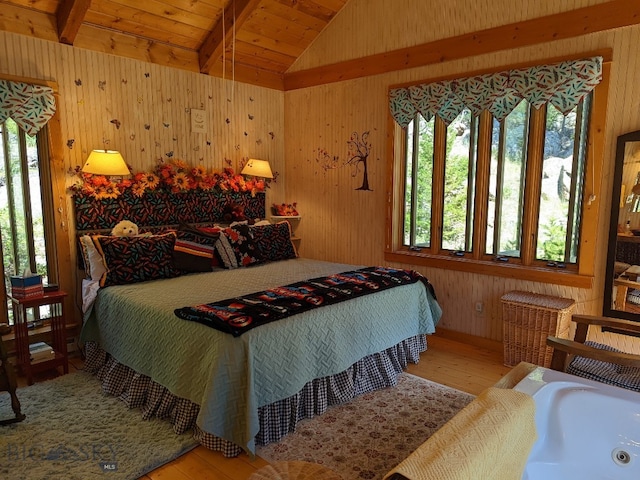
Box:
[441,108,478,253]
[486,101,528,259]
[0,78,60,325]
[387,57,608,286]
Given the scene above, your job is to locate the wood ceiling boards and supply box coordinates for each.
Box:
[2,1,640,90]
[1,0,348,90]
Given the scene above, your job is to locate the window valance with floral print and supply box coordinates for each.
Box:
[388,56,603,128]
[0,80,56,136]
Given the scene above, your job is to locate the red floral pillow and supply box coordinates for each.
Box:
[215,225,262,269]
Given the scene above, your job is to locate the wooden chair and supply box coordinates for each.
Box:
[613,277,640,310]
[0,328,26,425]
[546,314,640,392]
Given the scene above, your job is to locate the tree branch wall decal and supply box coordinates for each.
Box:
[345,131,372,191]
[313,130,373,191]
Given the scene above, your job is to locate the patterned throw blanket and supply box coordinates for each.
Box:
[174,266,436,337]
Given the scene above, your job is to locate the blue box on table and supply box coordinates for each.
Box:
[10,275,44,298]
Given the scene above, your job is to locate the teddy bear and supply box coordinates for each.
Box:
[111,220,139,237]
[223,203,255,225]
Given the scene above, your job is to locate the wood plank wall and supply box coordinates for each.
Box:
[0,31,285,323]
[284,0,640,354]
[287,0,610,72]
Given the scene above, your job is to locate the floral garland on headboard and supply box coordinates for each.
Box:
[69,158,267,199]
[70,159,267,231]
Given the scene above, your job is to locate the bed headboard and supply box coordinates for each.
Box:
[73,190,266,233]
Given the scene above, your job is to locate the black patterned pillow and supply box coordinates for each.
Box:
[92,232,179,287]
[251,222,298,262]
[215,224,262,269]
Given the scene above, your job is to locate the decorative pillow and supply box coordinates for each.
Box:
[215,224,262,269]
[173,239,216,273]
[251,221,298,262]
[197,225,224,236]
[78,234,107,282]
[178,222,220,242]
[177,223,222,268]
[92,232,179,287]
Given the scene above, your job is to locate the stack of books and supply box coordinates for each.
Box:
[29,342,55,363]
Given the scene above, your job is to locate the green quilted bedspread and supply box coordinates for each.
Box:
[80,258,441,454]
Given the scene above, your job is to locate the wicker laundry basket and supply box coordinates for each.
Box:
[501,291,576,367]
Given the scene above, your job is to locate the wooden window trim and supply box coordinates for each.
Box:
[384,250,593,288]
[384,56,610,289]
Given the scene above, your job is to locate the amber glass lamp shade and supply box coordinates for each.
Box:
[241,159,273,179]
[82,150,130,176]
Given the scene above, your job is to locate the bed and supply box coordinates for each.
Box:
[74,189,441,457]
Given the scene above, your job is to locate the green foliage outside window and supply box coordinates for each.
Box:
[415,118,433,245]
[1,119,49,323]
[403,96,589,265]
[442,111,473,251]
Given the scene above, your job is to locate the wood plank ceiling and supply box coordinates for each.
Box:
[0,0,349,90]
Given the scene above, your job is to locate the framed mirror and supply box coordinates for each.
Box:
[604,130,640,320]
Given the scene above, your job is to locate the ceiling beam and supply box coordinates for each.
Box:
[56,0,92,45]
[199,0,262,75]
[209,60,284,90]
[284,0,640,90]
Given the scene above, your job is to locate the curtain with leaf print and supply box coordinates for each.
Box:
[0,80,56,136]
[389,57,603,128]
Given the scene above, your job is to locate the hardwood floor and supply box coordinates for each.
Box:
[407,334,513,396]
[16,334,514,480]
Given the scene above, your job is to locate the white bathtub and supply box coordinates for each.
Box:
[514,367,640,480]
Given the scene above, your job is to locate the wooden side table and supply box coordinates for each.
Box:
[11,291,69,385]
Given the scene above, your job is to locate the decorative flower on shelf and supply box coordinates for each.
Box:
[68,158,271,199]
[272,202,298,216]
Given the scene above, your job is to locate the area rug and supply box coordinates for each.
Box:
[257,373,475,480]
[0,371,198,480]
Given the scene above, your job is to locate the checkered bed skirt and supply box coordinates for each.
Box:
[567,341,640,392]
[83,335,427,456]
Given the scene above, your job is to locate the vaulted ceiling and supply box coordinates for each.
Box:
[3,1,640,92]
[1,0,349,90]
